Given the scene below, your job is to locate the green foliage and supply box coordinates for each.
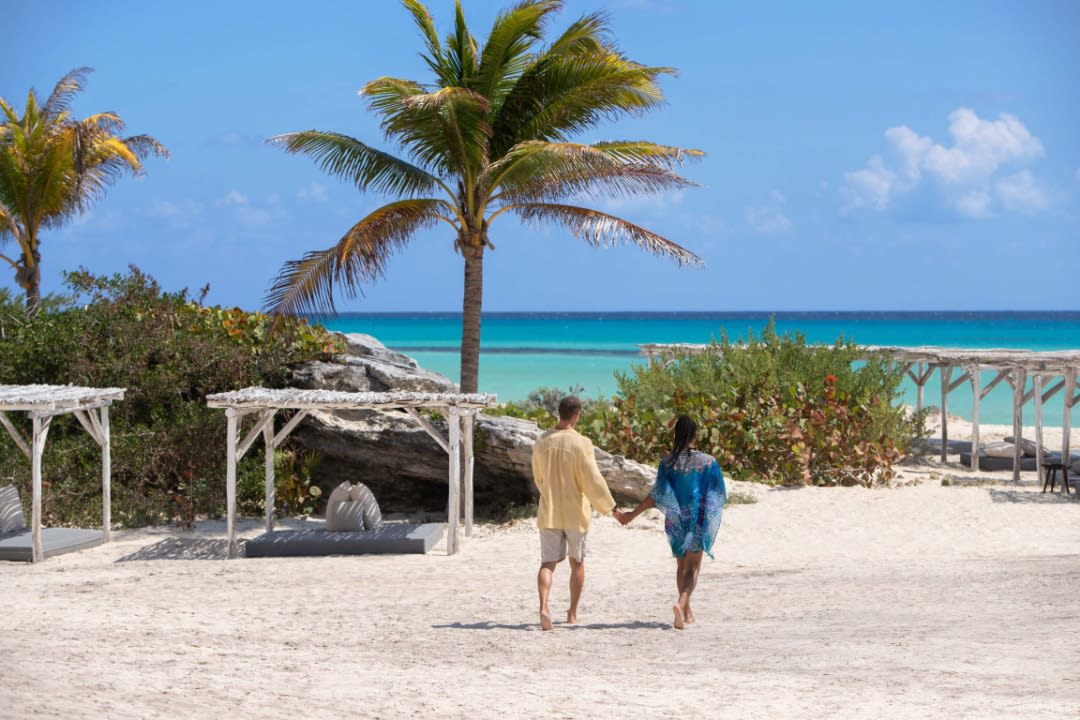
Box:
[581,322,925,487]
[497,322,925,488]
[485,385,601,429]
[0,267,343,527]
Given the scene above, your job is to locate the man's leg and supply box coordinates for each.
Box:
[537,561,558,631]
[567,557,585,624]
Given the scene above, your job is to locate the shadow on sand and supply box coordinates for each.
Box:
[116,537,240,561]
[432,619,669,631]
[987,488,1080,504]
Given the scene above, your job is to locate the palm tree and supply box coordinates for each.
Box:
[0,67,168,315]
[268,0,703,393]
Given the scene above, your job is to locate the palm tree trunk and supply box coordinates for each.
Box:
[18,247,42,317]
[459,243,484,394]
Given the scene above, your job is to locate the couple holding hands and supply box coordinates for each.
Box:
[531,396,727,631]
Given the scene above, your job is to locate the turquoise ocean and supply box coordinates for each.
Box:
[318,312,1080,426]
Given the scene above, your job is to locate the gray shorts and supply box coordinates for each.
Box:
[539,528,588,563]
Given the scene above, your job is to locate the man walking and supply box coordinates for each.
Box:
[531,396,622,631]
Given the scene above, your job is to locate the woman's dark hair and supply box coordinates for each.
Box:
[668,414,698,463]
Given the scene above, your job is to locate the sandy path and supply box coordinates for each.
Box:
[3,473,1079,720]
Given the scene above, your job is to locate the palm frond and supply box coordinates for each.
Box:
[264,247,341,317]
[42,67,93,118]
[590,141,704,168]
[511,202,703,267]
[401,0,446,81]
[544,10,609,56]
[475,0,561,103]
[444,1,479,86]
[366,82,491,177]
[269,130,439,196]
[265,198,447,317]
[491,47,673,156]
[0,202,19,246]
[122,134,171,161]
[484,141,696,203]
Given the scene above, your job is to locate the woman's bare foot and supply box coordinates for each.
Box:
[684,606,695,624]
[672,604,685,630]
[566,611,578,625]
[540,611,553,631]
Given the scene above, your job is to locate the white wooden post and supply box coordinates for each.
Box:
[447,410,461,555]
[225,408,239,559]
[1063,371,1075,469]
[916,362,925,416]
[1011,368,1025,483]
[969,366,981,470]
[30,415,52,563]
[101,406,111,542]
[463,410,475,537]
[1034,375,1045,486]
[263,419,275,533]
[940,366,952,462]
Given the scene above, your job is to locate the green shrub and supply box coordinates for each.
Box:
[582,322,925,486]
[0,267,342,527]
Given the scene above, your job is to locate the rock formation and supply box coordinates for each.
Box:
[290,333,655,512]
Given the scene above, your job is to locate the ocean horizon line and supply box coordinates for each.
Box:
[313,310,1080,319]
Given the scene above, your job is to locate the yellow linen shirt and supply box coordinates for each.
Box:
[531,427,616,532]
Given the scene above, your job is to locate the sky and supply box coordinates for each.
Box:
[2,0,1078,312]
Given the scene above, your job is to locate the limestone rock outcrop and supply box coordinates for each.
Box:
[289,333,654,511]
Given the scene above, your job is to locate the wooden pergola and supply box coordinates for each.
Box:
[206,388,498,558]
[0,384,125,562]
[639,344,1080,481]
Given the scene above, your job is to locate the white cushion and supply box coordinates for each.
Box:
[349,483,383,530]
[1004,436,1041,457]
[0,484,26,536]
[325,482,352,528]
[326,501,366,531]
[982,441,1016,459]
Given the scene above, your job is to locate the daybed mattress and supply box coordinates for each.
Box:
[243,523,444,557]
[0,528,105,562]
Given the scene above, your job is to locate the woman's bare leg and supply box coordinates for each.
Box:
[673,551,703,628]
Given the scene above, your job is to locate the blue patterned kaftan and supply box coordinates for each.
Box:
[650,450,727,558]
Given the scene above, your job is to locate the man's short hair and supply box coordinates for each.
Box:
[558,396,582,421]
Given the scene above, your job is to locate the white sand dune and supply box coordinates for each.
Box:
[2,429,1079,719]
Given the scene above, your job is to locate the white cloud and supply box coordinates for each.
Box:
[144,198,204,229]
[297,182,328,203]
[843,108,1049,218]
[214,190,284,228]
[994,170,1049,213]
[219,191,249,207]
[745,190,792,234]
[843,156,897,211]
[954,191,992,219]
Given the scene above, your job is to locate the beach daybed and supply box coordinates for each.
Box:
[244,480,443,557]
[0,384,125,562]
[244,523,444,557]
[206,388,498,558]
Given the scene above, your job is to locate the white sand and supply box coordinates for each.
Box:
[3,429,1079,719]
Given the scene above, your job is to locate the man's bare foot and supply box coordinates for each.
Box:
[684,607,696,624]
[540,611,553,631]
[566,611,578,625]
[672,604,685,630]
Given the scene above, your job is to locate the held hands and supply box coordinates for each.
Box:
[612,508,631,526]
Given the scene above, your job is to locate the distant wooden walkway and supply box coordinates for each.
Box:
[639,345,1080,481]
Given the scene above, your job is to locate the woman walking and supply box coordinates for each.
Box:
[618,415,727,629]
